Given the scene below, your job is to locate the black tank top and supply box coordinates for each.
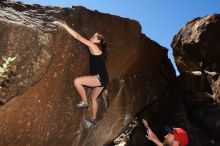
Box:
[90,53,109,81]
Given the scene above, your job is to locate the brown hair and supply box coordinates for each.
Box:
[95,32,107,57]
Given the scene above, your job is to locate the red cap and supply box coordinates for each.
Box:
[172,128,188,146]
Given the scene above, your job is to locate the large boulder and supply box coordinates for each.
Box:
[172,14,220,144]
[172,14,220,73]
[0,1,176,146]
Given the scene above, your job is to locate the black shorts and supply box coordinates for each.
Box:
[96,74,109,87]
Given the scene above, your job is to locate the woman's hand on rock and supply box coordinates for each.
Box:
[52,21,66,28]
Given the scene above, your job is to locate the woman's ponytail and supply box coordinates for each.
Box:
[96,32,107,58]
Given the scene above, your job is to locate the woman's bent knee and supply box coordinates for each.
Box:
[74,78,81,86]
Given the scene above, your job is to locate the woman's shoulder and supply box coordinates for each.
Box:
[90,53,103,56]
[88,46,102,55]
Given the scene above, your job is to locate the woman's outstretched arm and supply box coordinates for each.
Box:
[53,21,101,55]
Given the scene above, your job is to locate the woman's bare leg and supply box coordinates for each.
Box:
[74,75,101,102]
[90,87,104,119]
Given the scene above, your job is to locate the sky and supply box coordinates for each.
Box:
[19,0,220,75]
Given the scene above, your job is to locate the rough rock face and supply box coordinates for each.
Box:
[0,1,176,146]
[172,14,220,145]
[172,14,220,74]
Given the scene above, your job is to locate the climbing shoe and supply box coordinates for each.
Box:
[86,119,97,125]
[75,102,89,109]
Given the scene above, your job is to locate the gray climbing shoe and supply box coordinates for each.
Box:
[87,119,97,125]
[85,119,97,126]
[75,102,89,109]
[84,119,96,128]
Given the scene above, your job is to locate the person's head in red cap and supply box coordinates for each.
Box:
[163,128,188,146]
